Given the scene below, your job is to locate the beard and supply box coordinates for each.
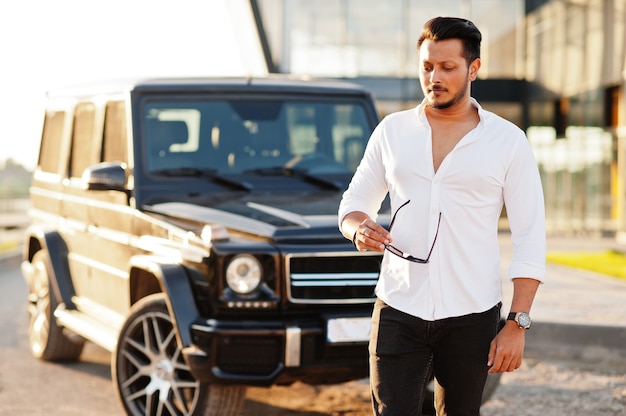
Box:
[424,80,469,110]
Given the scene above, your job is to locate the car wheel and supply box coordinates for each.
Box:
[26,250,84,361]
[112,294,246,416]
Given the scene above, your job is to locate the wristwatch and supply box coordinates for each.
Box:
[507,312,532,329]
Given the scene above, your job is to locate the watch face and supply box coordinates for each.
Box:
[517,312,532,329]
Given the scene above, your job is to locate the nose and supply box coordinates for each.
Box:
[429,68,441,84]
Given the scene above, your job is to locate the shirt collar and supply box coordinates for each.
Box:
[414,97,486,142]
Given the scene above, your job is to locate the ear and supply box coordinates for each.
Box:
[469,58,481,81]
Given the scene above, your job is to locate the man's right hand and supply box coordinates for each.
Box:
[343,212,391,252]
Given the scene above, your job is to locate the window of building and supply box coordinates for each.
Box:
[605,85,620,128]
[554,97,568,137]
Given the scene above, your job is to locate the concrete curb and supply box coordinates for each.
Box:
[526,322,626,361]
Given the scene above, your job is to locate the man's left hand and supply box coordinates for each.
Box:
[487,322,525,373]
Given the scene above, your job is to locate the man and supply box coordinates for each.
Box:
[338,17,545,416]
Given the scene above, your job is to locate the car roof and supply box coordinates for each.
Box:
[45,75,373,99]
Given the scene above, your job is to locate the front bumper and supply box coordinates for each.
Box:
[182,317,370,386]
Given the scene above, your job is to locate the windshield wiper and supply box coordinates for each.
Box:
[151,168,253,191]
[245,167,344,190]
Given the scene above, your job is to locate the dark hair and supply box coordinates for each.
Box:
[417,17,482,65]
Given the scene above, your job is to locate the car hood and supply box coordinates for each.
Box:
[145,192,347,242]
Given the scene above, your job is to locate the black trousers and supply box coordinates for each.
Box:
[369,298,501,416]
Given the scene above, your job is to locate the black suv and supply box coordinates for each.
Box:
[21,76,385,415]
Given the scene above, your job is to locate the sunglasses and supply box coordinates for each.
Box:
[384,200,441,264]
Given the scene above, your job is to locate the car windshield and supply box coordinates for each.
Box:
[142,98,372,177]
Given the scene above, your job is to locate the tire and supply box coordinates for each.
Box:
[26,250,84,361]
[112,294,246,416]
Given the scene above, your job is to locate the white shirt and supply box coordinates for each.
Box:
[338,98,546,320]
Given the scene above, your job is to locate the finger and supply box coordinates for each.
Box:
[352,230,372,252]
[502,355,518,372]
[511,355,523,371]
[488,350,504,374]
[369,223,392,241]
[361,220,391,242]
[491,347,519,374]
[357,225,387,250]
[487,340,496,367]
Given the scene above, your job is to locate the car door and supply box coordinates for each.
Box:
[62,99,133,321]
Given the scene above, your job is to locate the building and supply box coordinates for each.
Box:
[248,0,626,241]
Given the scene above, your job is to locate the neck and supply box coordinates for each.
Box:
[425,96,476,122]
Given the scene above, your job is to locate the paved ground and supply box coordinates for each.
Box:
[498,233,626,360]
[500,233,625,326]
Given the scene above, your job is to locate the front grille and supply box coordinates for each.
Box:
[286,252,381,303]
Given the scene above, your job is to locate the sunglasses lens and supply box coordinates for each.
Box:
[385,245,402,256]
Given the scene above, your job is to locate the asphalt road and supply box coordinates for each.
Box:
[0,255,120,415]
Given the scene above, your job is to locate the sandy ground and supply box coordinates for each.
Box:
[241,354,626,416]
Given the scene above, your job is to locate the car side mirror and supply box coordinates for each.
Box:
[82,161,128,191]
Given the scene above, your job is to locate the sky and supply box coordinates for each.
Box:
[0,0,267,171]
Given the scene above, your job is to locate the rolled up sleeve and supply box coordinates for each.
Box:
[503,137,546,282]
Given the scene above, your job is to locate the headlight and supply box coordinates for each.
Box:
[225,254,262,295]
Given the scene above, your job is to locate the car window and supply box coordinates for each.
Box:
[39,110,66,174]
[69,102,98,178]
[142,99,371,175]
[102,100,128,164]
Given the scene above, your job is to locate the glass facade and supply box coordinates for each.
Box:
[530,126,614,233]
[257,0,525,79]
[524,0,626,237]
